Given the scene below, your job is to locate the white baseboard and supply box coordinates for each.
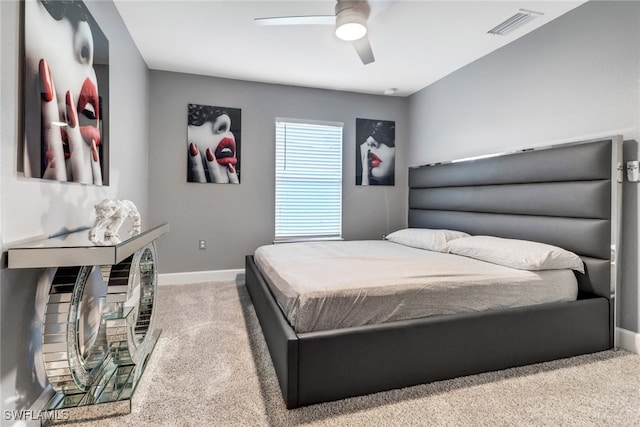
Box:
[158,269,245,285]
[616,327,640,354]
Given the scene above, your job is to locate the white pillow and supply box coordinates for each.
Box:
[385,228,470,253]
[447,236,584,273]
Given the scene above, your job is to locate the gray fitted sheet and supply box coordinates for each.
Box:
[254,240,578,333]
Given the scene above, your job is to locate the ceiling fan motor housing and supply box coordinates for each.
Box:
[335,0,371,41]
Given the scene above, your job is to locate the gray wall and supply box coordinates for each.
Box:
[408,1,640,333]
[2,0,638,420]
[148,71,409,273]
[0,0,150,416]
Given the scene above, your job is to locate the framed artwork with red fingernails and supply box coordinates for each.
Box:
[21,0,109,185]
[187,103,242,184]
[355,118,396,186]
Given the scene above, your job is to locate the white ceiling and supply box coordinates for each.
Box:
[113,0,587,97]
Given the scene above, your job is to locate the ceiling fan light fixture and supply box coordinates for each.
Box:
[335,1,370,41]
[335,21,367,41]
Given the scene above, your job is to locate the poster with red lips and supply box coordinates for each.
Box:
[356,118,396,186]
[187,103,241,184]
[22,0,109,185]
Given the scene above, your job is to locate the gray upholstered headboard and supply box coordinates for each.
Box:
[408,137,622,299]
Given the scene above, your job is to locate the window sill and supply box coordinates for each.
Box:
[273,236,344,244]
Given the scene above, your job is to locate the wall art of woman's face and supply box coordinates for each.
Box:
[23,0,108,185]
[187,104,241,184]
[356,118,396,186]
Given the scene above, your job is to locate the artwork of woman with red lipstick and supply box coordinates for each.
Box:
[23,0,108,185]
[187,104,241,184]
[356,118,395,186]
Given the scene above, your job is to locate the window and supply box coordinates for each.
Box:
[275,119,343,242]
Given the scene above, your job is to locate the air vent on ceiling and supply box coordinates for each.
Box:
[488,9,543,36]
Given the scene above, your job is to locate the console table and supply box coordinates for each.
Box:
[8,223,168,424]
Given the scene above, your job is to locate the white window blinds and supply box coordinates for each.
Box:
[275,119,343,241]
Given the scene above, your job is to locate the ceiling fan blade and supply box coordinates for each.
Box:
[254,16,335,26]
[352,34,375,64]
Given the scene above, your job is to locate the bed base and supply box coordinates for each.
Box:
[246,137,620,408]
[246,255,611,409]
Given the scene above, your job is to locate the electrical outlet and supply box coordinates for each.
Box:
[627,160,639,182]
[199,240,206,250]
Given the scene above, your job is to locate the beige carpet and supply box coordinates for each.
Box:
[72,281,640,426]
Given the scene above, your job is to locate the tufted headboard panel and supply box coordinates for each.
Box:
[408,137,622,299]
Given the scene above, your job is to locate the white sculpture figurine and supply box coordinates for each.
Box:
[89,199,141,244]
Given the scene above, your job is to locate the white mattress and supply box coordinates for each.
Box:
[254,240,578,333]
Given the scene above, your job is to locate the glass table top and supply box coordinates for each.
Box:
[8,223,168,269]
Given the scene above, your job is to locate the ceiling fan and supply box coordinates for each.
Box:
[255,0,376,65]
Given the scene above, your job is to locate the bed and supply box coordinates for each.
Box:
[245,136,622,409]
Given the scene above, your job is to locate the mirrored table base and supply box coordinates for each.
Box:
[38,242,161,425]
[40,329,160,425]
